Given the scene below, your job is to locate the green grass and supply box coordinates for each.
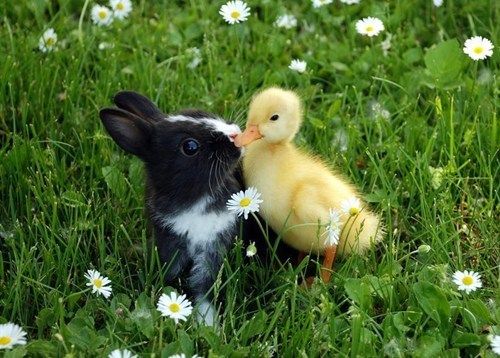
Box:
[1,0,499,356]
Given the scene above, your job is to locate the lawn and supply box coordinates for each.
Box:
[0,0,499,356]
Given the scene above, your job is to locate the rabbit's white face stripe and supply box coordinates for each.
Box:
[167,115,241,138]
[159,197,237,247]
[205,118,241,138]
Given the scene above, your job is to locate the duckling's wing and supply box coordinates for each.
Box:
[291,184,332,227]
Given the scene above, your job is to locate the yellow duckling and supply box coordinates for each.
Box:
[234,87,383,283]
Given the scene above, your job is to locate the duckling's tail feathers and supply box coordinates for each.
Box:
[338,210,384,255]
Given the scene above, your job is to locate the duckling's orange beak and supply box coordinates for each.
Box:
[234,125,262,147]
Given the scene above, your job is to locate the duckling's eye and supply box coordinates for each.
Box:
[181,139,200,156]
[270,114,279,121]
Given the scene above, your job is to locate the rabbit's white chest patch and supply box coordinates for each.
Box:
[160,198,237,248]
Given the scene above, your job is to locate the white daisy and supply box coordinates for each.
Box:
[91,5,114,26]
[288,59,307,73]
[108,349,138,358]
[219,1,250,25]
[452,270,482,294]
[38,28,58,53]
[246,242,257,257]
[85,269,112,299]
[355,17,385,37]
[340,0,360,4]
[0,323,27,349]
[325,209,341,246]
[433,0,443,6]
[340,197,362,216]
[157,291,193,324]
[312,0,333,8]
[110,0,132,20]
[463,36,494,61]
[275,14,297,29]
[491,335,500,355]
[226,187,263,220]
[168,355,186,358]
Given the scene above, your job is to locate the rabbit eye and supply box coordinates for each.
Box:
[270,114,279,121]
[181,139,200,156]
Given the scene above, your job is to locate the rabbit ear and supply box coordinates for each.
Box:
[99,107,153,157]
[113,91,165,122]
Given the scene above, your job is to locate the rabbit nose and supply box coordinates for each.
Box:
[228,133,238,142]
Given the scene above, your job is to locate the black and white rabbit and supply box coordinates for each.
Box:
[99,91,242,326]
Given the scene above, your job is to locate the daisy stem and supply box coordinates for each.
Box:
[78,0,91,45]
[470,61,478,96]
[64,288,91,302]
[396,249,420,263]
[158,318,164,350]
[448,95,455,164]
[250,212,272,250]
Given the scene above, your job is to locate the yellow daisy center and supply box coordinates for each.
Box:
[366,25,374,33]
[98,10,107,19]
[116,2,124,10]
[239,198,251,207]
[93,278,103,288]
[473,46,483,54]
[231,10,241,19]
[169,303,181,313]
[462,276,473,285]
[0,336,12,345]
[349,207,360,216]
[46,37,55,46]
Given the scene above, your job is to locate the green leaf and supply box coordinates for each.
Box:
[102,166,128,197]
[440,348,461,358]
[63,317,106,351]
[198,325,221,349]
[111,293,132,312]
[128,158,144,189]
[402,48,423,65]
[465,300,492,325]
[160,342,181,358]
[451,331,481,348]
[240,311,267,341]
[365,275,393,302]
[183,23,203,42]
[177,329,194,356]
[130,293,155,338]
[4,346,27,358]
[27,340,59,356]
[67,292,83,310]
[327,99,342,117]
[309,117,326,130]
[61,190,86,208]
[35,308,56,332]
[424,39,464,88]
[412,281,450,326]
[331,62,350,72]
[344,278,372,311]
[413,333,445,357]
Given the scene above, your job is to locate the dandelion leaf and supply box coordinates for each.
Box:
[424,39,464,88]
